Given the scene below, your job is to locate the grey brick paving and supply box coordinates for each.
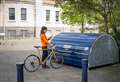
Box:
[0,39,120,82]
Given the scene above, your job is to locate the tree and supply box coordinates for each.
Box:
[55,0,120,34]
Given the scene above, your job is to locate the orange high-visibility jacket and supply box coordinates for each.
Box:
[40,33,49,48]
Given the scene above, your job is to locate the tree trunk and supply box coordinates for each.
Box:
[81,20,84,33]
[103,15,109,33]
[108,0,118,33]
[81,14,85,33]
[102,0,109,33]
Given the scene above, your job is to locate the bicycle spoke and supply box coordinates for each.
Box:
[50,54,64,69]
[24,55,40,72]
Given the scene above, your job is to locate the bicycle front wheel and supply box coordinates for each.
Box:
[50,54,64,69]
[24,55,41,72]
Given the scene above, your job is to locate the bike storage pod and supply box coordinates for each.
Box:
[52,32,119,82]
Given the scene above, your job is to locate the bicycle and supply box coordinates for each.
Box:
[24,44,64,72]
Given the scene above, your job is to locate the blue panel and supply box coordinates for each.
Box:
[52,32,101,67]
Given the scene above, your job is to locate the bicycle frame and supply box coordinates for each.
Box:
[33,47,57,65]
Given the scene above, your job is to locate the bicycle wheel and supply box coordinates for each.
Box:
[50,53,64,69]
[24,55,41,72]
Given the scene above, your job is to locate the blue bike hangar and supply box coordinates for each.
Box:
[52,32,119,68]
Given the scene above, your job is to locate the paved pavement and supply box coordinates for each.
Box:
[0,39,120,82]
[0,38,40,51]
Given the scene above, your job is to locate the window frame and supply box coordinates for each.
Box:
[21,8,27,20]
[9,8,15,20]
[46,10,50,22]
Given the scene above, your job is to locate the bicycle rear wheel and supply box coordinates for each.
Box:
[24,55,41,72]
[50,54,64,69]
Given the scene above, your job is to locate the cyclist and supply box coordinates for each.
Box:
[40,26,52,68]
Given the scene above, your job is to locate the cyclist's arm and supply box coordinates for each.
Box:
[48,36,52,40]
[41,34,48,44]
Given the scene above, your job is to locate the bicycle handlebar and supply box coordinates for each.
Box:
[48,43,56,49]
[33,43,56,50]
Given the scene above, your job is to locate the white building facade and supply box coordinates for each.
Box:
[0,0,35,39]
[0,0,98,39]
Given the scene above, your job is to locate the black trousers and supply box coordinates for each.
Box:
[42,47,48,62]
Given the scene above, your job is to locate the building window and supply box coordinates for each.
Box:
[9,8,15,20]
[8,30,16,39]
[46,10,50,21]
[21,30,28,38]
[56,11,59,22]
[21,8,27,20]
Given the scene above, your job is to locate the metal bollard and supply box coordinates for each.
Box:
[81,59,88,82]
[16,62,24,82]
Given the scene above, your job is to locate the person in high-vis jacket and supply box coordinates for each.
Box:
[40,26,52,68]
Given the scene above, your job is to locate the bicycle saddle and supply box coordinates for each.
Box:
[34,46,41,48]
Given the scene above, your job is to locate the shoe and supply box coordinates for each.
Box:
[42,64,50,69]
[42,64,46,68]
[45,65,50,69]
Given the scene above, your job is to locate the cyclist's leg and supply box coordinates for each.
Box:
[42,48,47,61]
[42,47,49,68]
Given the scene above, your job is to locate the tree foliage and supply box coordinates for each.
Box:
[55,0,120,33]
